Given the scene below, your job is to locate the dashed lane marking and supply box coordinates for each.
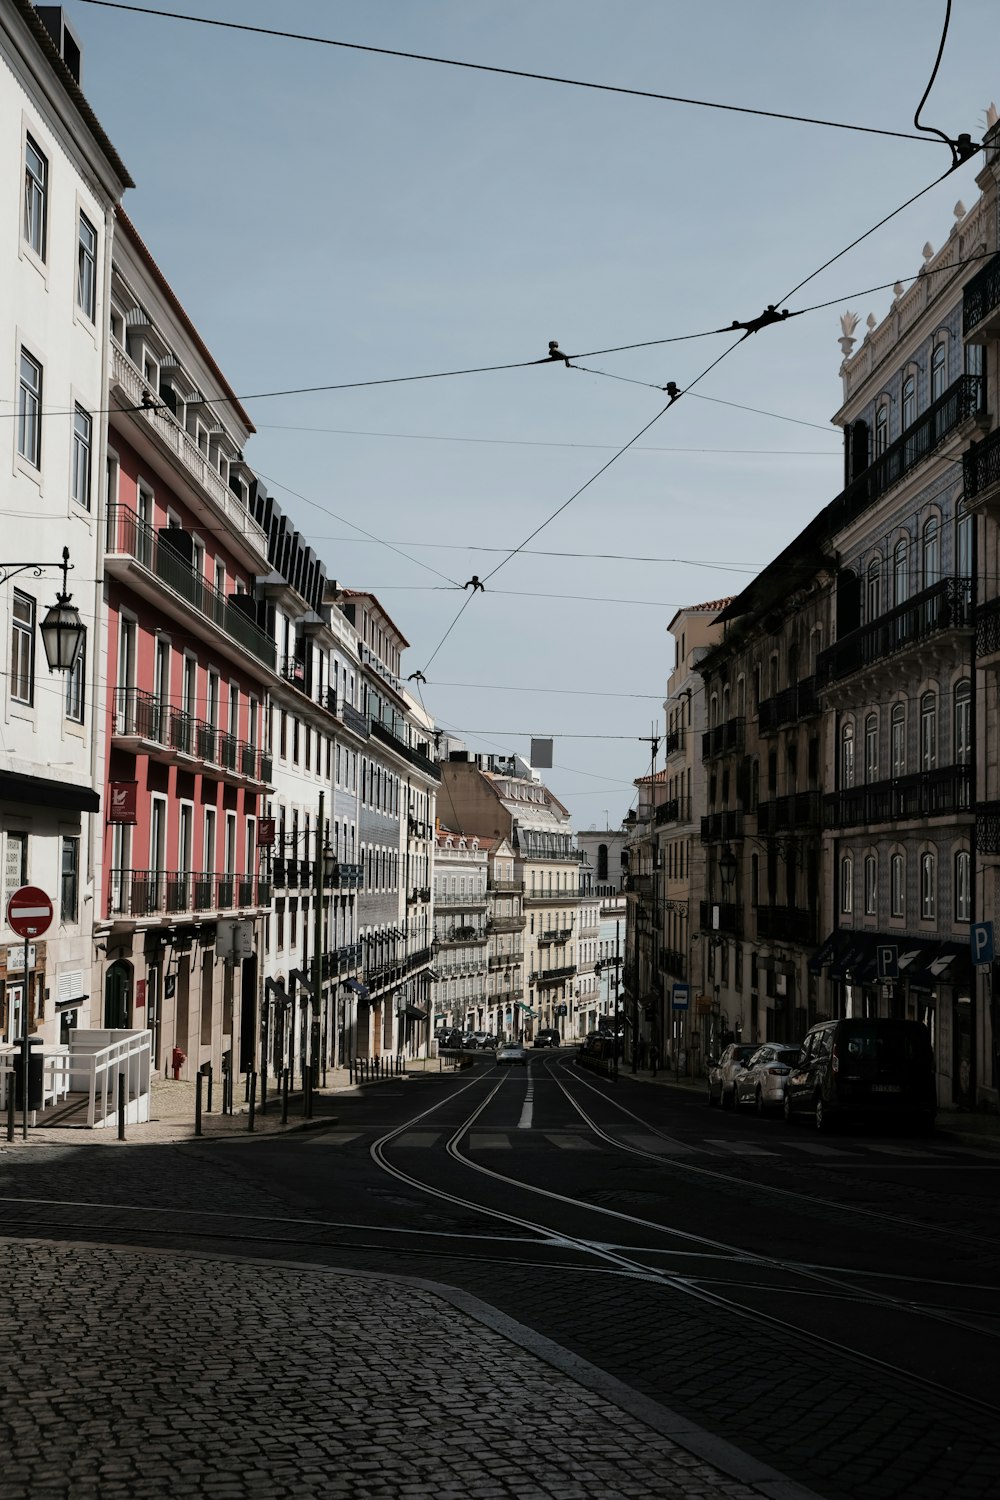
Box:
[620,1133,702,1155]
[704,1139,779,1156]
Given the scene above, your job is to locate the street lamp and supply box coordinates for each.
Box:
[718,843,738,891]
[1,548,85,671]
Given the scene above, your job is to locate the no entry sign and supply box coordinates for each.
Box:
[7,885,54,940]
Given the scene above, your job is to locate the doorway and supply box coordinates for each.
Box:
[104,961,132,1028]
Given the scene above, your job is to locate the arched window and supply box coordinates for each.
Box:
[956,498,972,580]
[954,679,971,764]
[867,558,881,621]
[890,852,905,917]
[864,854,877,915]
[920,852,936,919]
[891,703,906,777]
[841,722,855,789]
[875,403,889,457]
[931,342,946,401]
[840,854,853,915]
[922,517,940,588]
[920,691,937,770]
[955,850,971,922]
[902,373,916,430]
[597,843,609,881]
[864,713,878,783]
[893,539,909,606]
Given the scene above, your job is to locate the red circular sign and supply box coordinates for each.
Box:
[7,885,54,939]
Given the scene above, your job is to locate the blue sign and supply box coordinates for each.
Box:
[971,921,995,966]
[876,944,898,981]
[672,983,690,1011]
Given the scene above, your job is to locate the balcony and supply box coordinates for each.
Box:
[435,892,487,910]
[433,955,489,977]
[826,374,985,535]
[341,701,371,741]
[537,926,573,945]
[757,677,819,734]
[332,863,364,888]
[655,797,691,826]
[700,810,744,842]
[406,885,431,904]
[106,505,276,670]
[965,425,1000,519]
[109,869,268,919]
[407,815,432,839]
[664,729,685,757]
[824,764,972,829]
[435,926,488,946]
[702,717,745,761]
[976,802,1000,855]
[524,887,582,903]
[699,900,743,938]
[963,250,1000,340]
[659,948,687,979]
[329,943,363,976]
[755,905,819,946]
[370,718,440,782]
[112,689,271,786]
[489,951,523,971]
[530,965,577,987]
[280,656,309,690]
[755,791,822,834]
[816,576,972,689]
[488,878,524,893]
[487,913,525,933]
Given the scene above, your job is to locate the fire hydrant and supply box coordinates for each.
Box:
[171,1046,186,1080]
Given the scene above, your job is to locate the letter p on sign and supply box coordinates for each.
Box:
[971,921,994,966]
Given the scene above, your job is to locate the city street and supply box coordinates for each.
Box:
[1,1052,997,1500]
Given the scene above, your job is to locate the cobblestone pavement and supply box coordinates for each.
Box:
[0,1238,811,1500]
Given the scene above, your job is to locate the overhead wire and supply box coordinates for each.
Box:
[78,0,940,145]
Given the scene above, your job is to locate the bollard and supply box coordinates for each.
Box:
[195,1071,203,1137]
[248,1070,256,1132]
[260,1067,267,1115]
[7,1078,15,1142]
[281,1067,289,1125]
[206,1063,214,1114]
[304,1064,312,1120]
[117,1071,126,1142]
[244,1072,250,1103]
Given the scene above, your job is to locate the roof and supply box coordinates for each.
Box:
[335,589,411,649]
[11,0,134,190]
[679,596,734,614]
[114,208,256,434]
[634,769,670,785]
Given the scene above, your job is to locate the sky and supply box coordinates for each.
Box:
[65,0,1000,828]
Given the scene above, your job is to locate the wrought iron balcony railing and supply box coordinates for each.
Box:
[655,797,691,826]
[109,869,268,918]
[658,948,687,979]
[700,810,744,842]
[757,677,819,733]
[966,424,1000,512]
[963,249,1000,336]
[112,688,271,783]
[698,900,743,938]
[701,717,745,761]
[530,965,577,986]
[816,576,972,688]
[824,764,972,828]
[755,791,822,834]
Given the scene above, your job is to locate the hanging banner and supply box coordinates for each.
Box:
[108,781,138,824]
[258,818,276,848]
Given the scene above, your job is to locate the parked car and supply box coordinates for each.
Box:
[461,1031,478,1049]
[706,1043,758,1107]
[438,1028,464,1050]
[783,1018,937,1133]
[734,1044,802,1114]
[473,1031,496,1050]
[496,1042,528,1067]
[533,1029,561,1048]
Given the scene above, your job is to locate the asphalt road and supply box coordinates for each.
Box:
[2,1052,997,1500]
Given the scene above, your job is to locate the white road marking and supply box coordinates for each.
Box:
[545,1134,599,1150]
[864,1144,939,1158]
[301,1132,364,1147]
[468,1132,512,1149]
[620,1133,701,1155]
[705,1139,778,1156]
[385,1131,441,1149]
[784,1141,854,1156]
[518,1074,534,1130]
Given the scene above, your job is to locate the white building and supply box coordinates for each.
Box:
[1,2,130,1047]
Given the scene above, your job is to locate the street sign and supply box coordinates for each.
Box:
[876,944,898,981]
[672,983,690,1011]
[6,885,53,939]
[971,921,995,967]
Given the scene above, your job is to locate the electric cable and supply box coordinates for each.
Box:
[78,0,941,146]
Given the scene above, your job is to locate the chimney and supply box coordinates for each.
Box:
[36,7,82,85]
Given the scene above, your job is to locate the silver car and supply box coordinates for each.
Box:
[497,1043,527,1067]
[706,1043,758,1108]
[734,1044,802,1114]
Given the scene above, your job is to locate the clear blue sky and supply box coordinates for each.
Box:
[69,0,998,825]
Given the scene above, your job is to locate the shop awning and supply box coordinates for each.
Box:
[344,978,369,1000]
[264,977,287,1004]
[515,1002,535,1016]
[0,770,100,812]
[403,1005,427,1021]
[903,940,972,993]
[289,969,310,995]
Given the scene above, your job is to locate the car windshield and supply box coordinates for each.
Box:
[775,1047,801,1064]
[840,1021,931,1064]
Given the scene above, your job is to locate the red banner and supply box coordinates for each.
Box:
[258,817,276,848]
[108,781,138,824]
[134,979,146,1009]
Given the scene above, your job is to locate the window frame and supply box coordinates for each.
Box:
[10,590,35,707]
[77,211,97,320]
[64,637,85,724]
[23,133,47,261]
[920,851,936,920]
[61,835,80,924]
[71,405,93,509]
[17,348,43,469]
[955,849,971,923]
[840,853,853,915]
[890,852,905,918]
[864,854,877,916]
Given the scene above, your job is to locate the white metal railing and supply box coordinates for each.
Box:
[0,1046,72,1114]
[68,1029,152,1128]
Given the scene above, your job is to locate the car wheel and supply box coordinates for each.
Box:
[732,1084,741,1111]
[783,1094,794,1125]
[755,1088,765,1117]
[722,1085,734,1110]
[814,1094,825,1133]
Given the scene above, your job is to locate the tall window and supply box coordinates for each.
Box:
[866,558,881,621]
[65,639,85,724]
[922,517,940,589]
[77,212,97,319]
[891,703,906,777]
[61,836,80,923]
[931,342,946,401]
[840,854,853,915]
[920,852,936,919]
[893,538,909,605]
[17,350,42,467]
[864,714,878,783]
[864,855,877,915]
[901,373,916,430]
[955,850,971,922]
[920,692,937,771]
[23,134,47,258]
[890,853,905,917]
[71,406,92,509]
[956,499,972,580]
[10,592,34,706]
[954,679,971,765]
[841,722,855,788]
[875,403,888,457]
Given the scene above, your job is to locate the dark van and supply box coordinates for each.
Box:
[783,1018,936,1133]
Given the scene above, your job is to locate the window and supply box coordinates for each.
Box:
[875,403,888,456]
[893,539,909,605]
[840,854,853,915]
[920,692,937,771]
[866,558,881,621]
[71,406,92,509]
[864,855,877,915]
[65,639,85,723]
[901,374,915,430]
[10,592,35,705]
[931,342,946,401]
[891,703,906,777]
[23,134,47,258]
[61,836,80,923]
[954,679,971,765]
[841,723,855,788]
[77,212,96,319]
[922,517,940,588]
[955,850,971,922]
[890,853,904,917]
[864,714,878,784]
[956,500,972,580]
[920,852,936,919]
[17,350,42,467]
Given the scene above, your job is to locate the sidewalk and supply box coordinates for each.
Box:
[0,1235,821,1500]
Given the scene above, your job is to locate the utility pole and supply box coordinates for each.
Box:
[612,919,621,1082]
[311,787,325,1096]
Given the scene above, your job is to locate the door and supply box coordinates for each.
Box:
[953,995,976,1107]
[6,982,24,1043]
[104,961,131,1029]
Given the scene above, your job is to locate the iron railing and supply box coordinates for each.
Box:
[699,899,743,938]
[963,250,1000,334]
[700,810,744,842]
[112,688,270,782]
[702,717,745,760]
[370,718,440,781]
[824,764,972,828]
[755,791,822,834]
[816,576,972,687]
[655,797,691,826]
[530,965,577,986]
[755,905,818,946]
[109,869,268,918]
[966,424,1000,509]
[658,948,687,979]
[757,677,818,733]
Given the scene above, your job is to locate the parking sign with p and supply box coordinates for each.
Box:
[971,921,994,967]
